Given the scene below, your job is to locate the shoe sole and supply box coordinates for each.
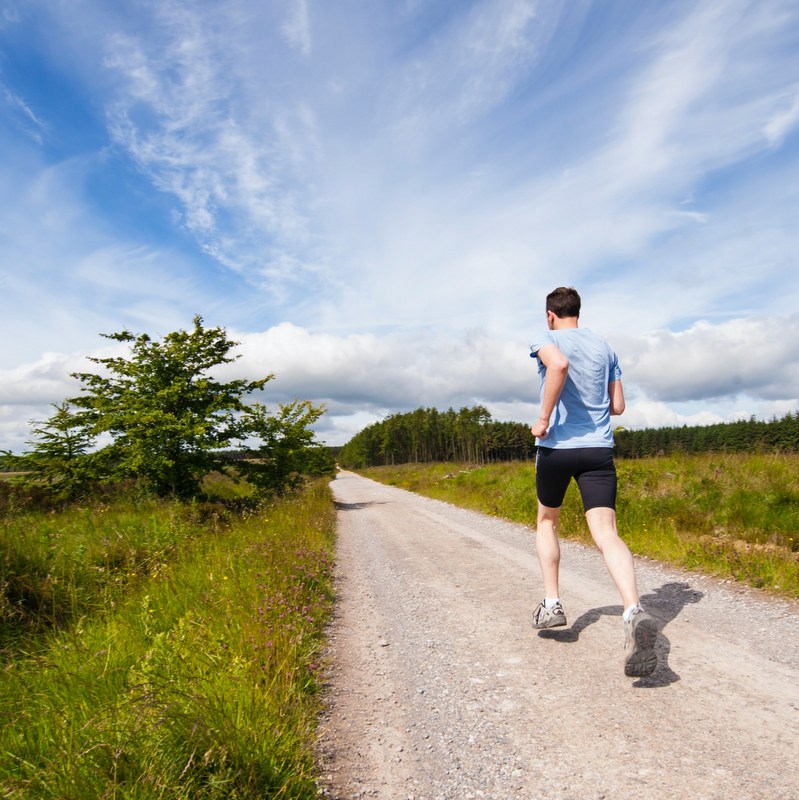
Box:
[624,616,658,677]
[532,616,567,630]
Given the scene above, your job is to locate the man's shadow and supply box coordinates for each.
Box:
[334,501,387,510]
[538,582,703,687]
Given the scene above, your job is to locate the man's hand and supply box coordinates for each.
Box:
[531,417,549,438]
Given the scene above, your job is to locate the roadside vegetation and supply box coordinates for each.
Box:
[3,341,797,800]
[0,477,335,798]
[0,317,337,798]
[359,454,799,599]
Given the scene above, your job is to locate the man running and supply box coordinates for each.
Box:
[529,286,658,678]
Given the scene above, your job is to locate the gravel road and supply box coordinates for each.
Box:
[315,471,799,800]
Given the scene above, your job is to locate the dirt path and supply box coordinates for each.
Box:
[315,471,799,800]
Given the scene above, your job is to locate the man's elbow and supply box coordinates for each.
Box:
[610,400,625,416]
[551,355,570,376]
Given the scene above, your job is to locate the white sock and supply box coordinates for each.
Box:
[544,597,561,609]
[623,604,641,621]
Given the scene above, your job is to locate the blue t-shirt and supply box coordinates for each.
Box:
[530,328,622,449]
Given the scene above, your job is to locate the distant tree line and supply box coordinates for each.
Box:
[614,412,799,458]
[337,406,537,468]
[336,407,799,469]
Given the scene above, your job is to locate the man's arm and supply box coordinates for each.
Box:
[609,379,625,416]
[530,343,569,438]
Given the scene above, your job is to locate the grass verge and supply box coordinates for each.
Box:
[360,454,799,599]
[0,481,335,799]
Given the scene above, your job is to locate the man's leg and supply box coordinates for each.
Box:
[585,506,659,676]
[536,503,562,600]
[531,502,567,629]
[584,506,639,610]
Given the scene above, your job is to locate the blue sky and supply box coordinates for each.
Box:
[1,0,798,449]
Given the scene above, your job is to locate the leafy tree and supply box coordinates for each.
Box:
[35,314,331,499]
[67,315,270,497]
[239,400,333,494]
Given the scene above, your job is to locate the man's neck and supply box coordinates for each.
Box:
[551,316,579,331]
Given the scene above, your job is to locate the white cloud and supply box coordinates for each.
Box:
[296,0,799,341]
[0,404,42,454]
[282,0,311,56]
[620,316,799,403]
[616,399,727,432]
[225,323,532,408]
[439,0,549,121]
[0,352,87,406]
[0,152,229,367]
[764,86,799,147]
[2,313,797,451]
[22,0,795,344]
[101,4,318,280]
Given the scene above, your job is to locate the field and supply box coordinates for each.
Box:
[360,453,799,599]
[2,452,797,798]
[0,479,335,799]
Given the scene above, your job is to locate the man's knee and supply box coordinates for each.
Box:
[537,503,561,527]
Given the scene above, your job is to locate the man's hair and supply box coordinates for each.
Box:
[546,286,581,318]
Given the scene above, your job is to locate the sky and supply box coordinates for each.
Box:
[1,0,798,450]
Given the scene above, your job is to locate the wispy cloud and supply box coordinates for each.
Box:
[0,145,245,369]
[282,0,311,56]
[764,85,799,147]
[0,81,47,143]
[100,1,319,283]
[390,0,554,126]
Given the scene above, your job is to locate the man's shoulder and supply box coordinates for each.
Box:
[574,328,614,349]
[529,330,555,354]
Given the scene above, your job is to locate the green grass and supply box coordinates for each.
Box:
[1,495,198,648]
[0,481,335,799]
[360,454,799,599]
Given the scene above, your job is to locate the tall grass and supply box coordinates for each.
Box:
[361,453,799,598]
[0,481,335,798]
[1,494,202,650]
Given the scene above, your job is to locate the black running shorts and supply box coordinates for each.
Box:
[535,446,617,511]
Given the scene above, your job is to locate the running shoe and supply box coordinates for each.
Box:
[532,600,567,629]
[623,606,658,677]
